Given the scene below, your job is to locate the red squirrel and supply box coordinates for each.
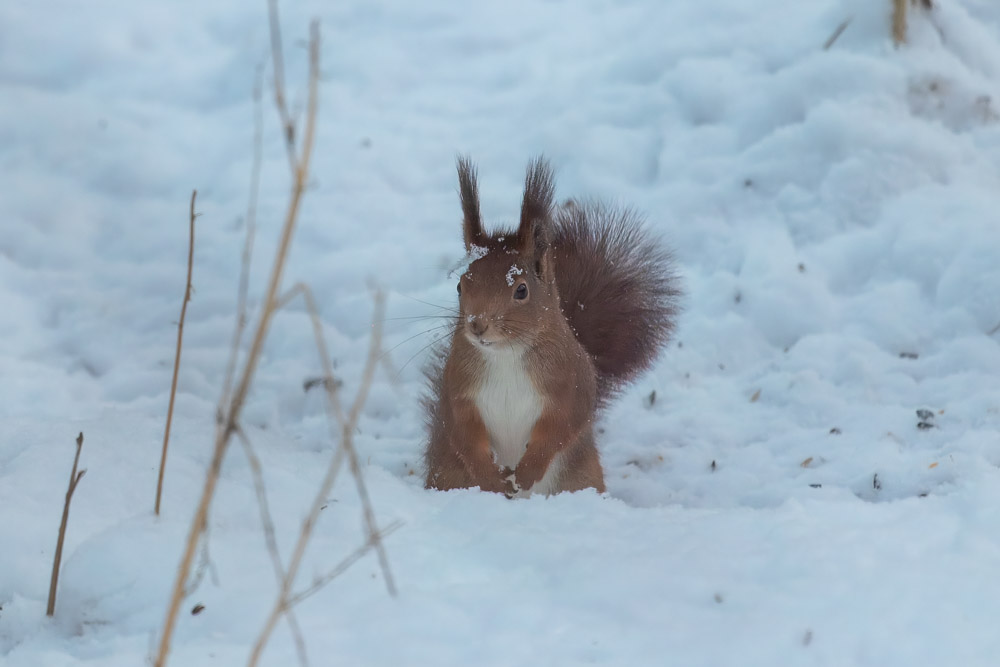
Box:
[423,156,680,496]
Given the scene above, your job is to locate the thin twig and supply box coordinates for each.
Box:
[892,0,908,46]
[823,17,852,50]
[183,522,218,596]
[152,20,321,667]
[341,295,397,597]
[219,64,265,425]
[274,283,346,424]
[235,428,284,582]
[268,0,298,172]
[247,288,395,667]
[236,426,309,667]
[155,191,197,516]
[47,432,86,616]
[287,520,402,608]
[276,282,397,595]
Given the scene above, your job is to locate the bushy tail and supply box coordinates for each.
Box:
[551,200,681,404]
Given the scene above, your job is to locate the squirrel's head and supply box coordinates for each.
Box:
[454,156,561,351]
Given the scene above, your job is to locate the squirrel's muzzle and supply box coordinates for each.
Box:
[467,316,488,337]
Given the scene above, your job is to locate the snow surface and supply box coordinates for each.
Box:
[3,0,1000,665]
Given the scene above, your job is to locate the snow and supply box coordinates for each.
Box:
[505,263,524,286]
[3,0,1000,665]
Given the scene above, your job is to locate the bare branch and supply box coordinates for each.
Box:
[268,0,298,172]
[236,426,309,667]
[277,282,396,595]
[823,17,852,50]
[342,292,397,597]
[47,432,86,616]
[153,19,322,667]
[287,521,402,608]
[218,63,265,424]
[892,0,907,46]
[247,287,396,667]
[156,190,197,516]
[183,522,218,596]
[275,283,346,425]
[892,1,937,46]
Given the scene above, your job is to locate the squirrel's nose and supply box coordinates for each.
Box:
[468,317,488,337]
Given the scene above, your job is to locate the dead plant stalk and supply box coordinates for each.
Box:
[892,0,908,45]
[152,20,321,667]
[891,0,933,46]
[268,0,298,172]
[277,284,395,589]
[236,427,309,667]
[247,286,392,667]
[218,63,264,424]
[47,432,86,616]
[155,190,197,516]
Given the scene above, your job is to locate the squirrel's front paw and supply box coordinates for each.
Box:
[501,467,520,498]
[512,461,543,494]
[478,466,516,495]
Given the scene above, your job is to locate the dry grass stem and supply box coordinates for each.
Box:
[276,282,397,594]
[153,20,321,667]
[236,427,309,667]
[47,432,86,617]
[287,520,402,608]
[892,0,908,45]
[235,428,284,583]
[275,283,347,424]
[823,17,852,50]
[219,64,265,425]
[247,287,395,667]
[892,1,935,47]
[183,523,218,596]
[228,21,319,423]
[268,0,298,172]
[155,190,197,516]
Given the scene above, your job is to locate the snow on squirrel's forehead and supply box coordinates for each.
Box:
[449,242,522,281]
[448,244,490,279]
[505,264,524,286]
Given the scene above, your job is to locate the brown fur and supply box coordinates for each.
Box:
[423,156,679,496]
[553,200,681,404]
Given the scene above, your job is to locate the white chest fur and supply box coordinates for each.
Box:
[473,347,543,471]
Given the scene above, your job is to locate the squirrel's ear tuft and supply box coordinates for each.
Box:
[457,155,484,253]
[517,156,555,261]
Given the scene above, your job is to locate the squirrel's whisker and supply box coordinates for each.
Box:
[379,323,455,364]
[394,293,459,314]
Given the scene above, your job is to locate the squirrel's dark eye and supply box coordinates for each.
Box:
[456,282,462,295]
[514,283,528,300]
